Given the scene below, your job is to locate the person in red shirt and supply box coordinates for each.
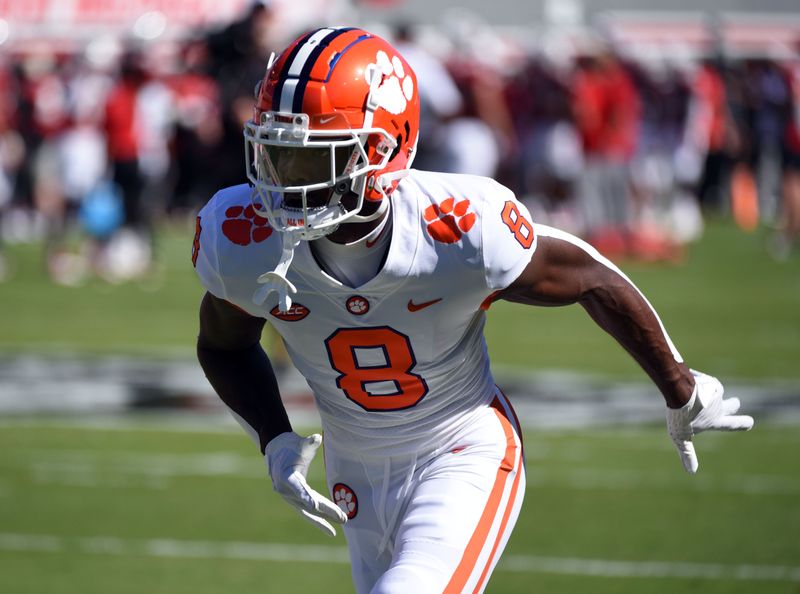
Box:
[104,53,146,232]
[572,50,641,253]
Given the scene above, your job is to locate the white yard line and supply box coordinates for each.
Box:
[0,532,797,582]
[500,555,800,581]
[0,533,61,552]
[0,415,246,435]
[525,468,800,496]
[28,450,263,478]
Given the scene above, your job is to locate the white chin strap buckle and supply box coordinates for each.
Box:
[253,272,297,312]
[253,231,301,312]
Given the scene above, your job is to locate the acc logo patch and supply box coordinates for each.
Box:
[424,197,476,244]
[221,204,272,246]
[332,483,358,520]
[346,295,370,315]
[191,216,202,267]
[269,303,310,322]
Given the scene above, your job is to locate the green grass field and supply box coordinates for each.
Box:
[1,218,799,592]
[0,419,798,594]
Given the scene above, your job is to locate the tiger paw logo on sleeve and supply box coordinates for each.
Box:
[221,204,273,246]
[424,197,476,244]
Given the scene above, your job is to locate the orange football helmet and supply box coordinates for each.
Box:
[244,26,420,240]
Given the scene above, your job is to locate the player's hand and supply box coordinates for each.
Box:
[666,370,754,474]
[264,431,347,536]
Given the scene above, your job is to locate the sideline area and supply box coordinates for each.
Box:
[1,354,797,429]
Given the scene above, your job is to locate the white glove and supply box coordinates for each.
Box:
[264,431,347,536]
[666,370,754,474]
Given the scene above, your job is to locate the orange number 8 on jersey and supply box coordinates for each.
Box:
[325,327,429,412]
[501,201,535,249]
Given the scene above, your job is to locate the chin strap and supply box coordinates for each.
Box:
[376,169,409,199]
[250,170,409,311]
[348,170,408,224]
[253,230,301,312]
[349,195,389,224]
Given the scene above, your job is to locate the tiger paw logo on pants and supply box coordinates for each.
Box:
[424,197,476,244]
[221,205,272,246]
[332,483,358,519]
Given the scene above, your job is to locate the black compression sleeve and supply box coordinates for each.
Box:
[196,341,292,453]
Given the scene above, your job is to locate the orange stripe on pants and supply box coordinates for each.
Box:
[443,396,522,593]
[471,396,525,593]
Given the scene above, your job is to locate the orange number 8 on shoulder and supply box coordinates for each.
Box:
[501,201,534,249]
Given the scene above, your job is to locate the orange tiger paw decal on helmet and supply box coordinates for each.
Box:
[221,205,272,246]
[424,197,476,244]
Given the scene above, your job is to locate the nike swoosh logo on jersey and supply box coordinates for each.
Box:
[407,298,442,312]
[365,223,389,248]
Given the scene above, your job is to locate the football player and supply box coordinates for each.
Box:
[193,27,753,594]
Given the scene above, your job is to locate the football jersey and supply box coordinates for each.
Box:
[193,169,537,455]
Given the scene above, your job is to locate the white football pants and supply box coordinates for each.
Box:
[324,389,525,594]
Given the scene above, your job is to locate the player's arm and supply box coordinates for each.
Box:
[196,292,346,534]
[499,227,693,407]
[498,224,753,472]
[197,291,290,451]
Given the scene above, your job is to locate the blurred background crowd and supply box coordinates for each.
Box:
[1,0,799,287]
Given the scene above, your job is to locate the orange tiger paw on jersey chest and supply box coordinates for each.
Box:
[424,197,476,244]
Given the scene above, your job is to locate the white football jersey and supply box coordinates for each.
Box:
[194,169,537,455]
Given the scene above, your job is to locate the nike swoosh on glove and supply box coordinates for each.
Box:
[666,370,754,474]
[264,432,347,536]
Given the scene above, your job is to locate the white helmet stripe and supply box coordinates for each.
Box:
[287,28,337,76]
[278,27,339,113]
[279,80,299,113]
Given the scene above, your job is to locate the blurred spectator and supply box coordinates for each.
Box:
[169,38,223,216]
[627,55,701,258]
[0,61,25,280]
[206,0,275,85]
[102,51,152,281]
[104,52,146,231]
[47,55,113,285]
[136,63,175,220]
[505,48,582,233]
[572,48,640,254]
[723,59,760,231]
[392,24,466,173]
[774,54,800,259]
[690,57,734,213]
[444,14,517,177]
[18,50,79,281]
[746,58,792,224]
[206,0,277,192]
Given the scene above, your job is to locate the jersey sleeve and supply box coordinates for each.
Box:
[192,195,228,300]
[481,182,537,291]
